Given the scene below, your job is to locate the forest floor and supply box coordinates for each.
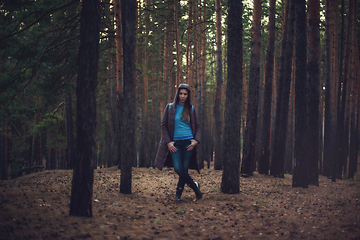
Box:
[0,164,360,240]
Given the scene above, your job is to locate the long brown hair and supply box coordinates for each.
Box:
[174,84,192,122]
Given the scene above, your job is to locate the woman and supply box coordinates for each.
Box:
[154,84,202,201]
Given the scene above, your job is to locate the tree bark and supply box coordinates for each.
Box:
[221,0,242,194]
[114,0,123,169]
[348,0,359,179]
[70,0,100,217]
[213,0,223,170]
[323,0,339,180]
[120,0,136,194]
[65,93,74,169]
[293,0,308,188]
[174,0,182,86]
[270,0,295,178]
[241,0,261,176]
[259,0,275,175]
[306,0,320,186]
[139,0,150,168]
[336,0,346,179]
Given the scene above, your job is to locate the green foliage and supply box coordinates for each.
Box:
[154,218,162,224]
[0,0,332,176]
[0,0,81,171]
[131,214,140,220]
[176,209,185,215]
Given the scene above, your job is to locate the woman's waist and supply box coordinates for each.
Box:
[173,136,193,141]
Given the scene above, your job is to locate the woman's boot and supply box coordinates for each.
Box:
[189,182,203,199]
[176,187,183,201]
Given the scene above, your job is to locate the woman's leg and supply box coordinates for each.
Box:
[171,140,194,188]
[171,140,202,199]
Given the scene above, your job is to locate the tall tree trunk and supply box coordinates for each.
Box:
[139,0,150,168]
[221,0,242,194]
[323,0,339,180]
[259,0,275,175]
[348,0,359,179]
[306,0,320,185]
[241,0,261,176]
[185,0,194,83]
[120,0,136,194]
[336,0,346,179]
[174,0,182,86]
[293,0,308,188]
[213,0,223,170]
[65,93,74,169]
[270,0,295,178]
[70,0,100,217]
[284,76,295,173]
[114,0,123,169]
[163,0,170,104]
[109,0,118,168]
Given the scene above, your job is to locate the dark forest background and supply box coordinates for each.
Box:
[0,0,359,191]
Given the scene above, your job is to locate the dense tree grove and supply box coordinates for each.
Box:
[0,0,359,199]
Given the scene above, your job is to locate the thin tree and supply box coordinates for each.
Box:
[114,0,123,168]
[70,0,100,217]
[293,0,308,188]
[139,0,150,167]
[323,0,339,180]
[270,0,295,178]
[64,93,74,169]
[348,0,359,179]
[221,0,242,194]
[258,0,276,175]
[336,0,346,179]
[174,0,182,86]
[306,0,320,186]
[213,0,223,170]
[241,0,261,176]
[120,0,136,194]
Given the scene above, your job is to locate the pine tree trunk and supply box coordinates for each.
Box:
[284,78,294,173]
[65,93,74,169]
[306,0,320,185]
[139,0,150,168]
[213,0,223,170]
[293,0,308,188]
[323,0,339,180]
[69,0,100,217]
[221,0,242,194]
[259,0,275,175]
[185,0,194,82]
[241,0,261,176]
[348,0,359,179]
[70,0,100,217]
[174,0,182,87]
[270,0,295,178]
[120,0,136,194]
[114,0,123,169]
[336,0,346,179]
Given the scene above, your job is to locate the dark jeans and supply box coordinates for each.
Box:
[171,139,194,189]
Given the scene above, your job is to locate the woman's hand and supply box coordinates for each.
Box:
[187,139,198,151]
[167,141,177,153]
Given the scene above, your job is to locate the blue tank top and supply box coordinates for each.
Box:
[173,104,194,140]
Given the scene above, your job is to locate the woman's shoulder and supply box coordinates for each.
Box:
[166,102,176,111]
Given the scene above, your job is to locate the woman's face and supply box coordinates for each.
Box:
[178,88,188,105]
